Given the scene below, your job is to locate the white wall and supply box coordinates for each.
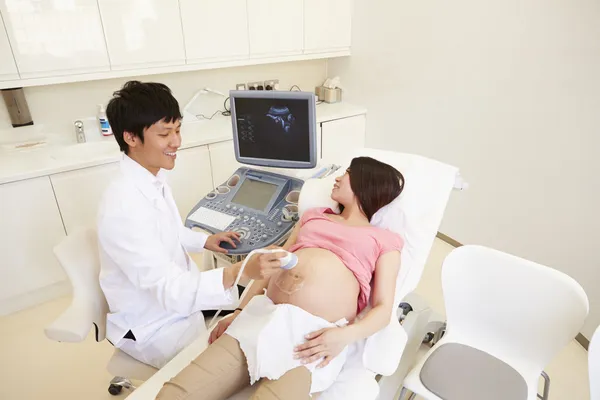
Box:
[329,0,600,338]
[0,59,327,137]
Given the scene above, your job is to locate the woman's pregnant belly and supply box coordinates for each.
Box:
[266,248,360,323]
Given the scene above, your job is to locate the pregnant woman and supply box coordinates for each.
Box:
[156,156,405,400]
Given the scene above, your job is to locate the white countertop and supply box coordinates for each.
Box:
[0,102,366,185]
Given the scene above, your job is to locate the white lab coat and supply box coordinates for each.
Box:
[97,155,236,368]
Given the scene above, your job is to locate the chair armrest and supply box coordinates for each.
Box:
[44,298,95,343]
[375,307,432,399]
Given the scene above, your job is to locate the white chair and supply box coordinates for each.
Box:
[589,325,600,400]
[44,228,158,395]
[399,245,589,400]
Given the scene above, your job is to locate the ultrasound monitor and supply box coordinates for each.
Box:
[229,90,317,169]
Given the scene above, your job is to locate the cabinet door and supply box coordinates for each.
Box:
[0,0,110,78]
[208,140,243,189]
[98,0,185,70]
[0,177,66,306]
[0,13,18,81]
[304,0,352,53]
[180,0,249,63]
[321,115,366,165]
[166,146,214,220]
[247,0,303,57]
[50,163,120,235]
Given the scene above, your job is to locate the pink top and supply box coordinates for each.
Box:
[288,207,404,313]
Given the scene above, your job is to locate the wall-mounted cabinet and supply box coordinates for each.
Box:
[0,0,352,89]
[180,0,250,63]
[0,12,18,81]
[247,0,304,57]
[97,0,186,70]
[304,0,353,53]
[0,0,110,79]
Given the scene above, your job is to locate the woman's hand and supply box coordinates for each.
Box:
[294,326,353,369]
[208,310,240,344]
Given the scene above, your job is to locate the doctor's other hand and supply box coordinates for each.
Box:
[244,246,288,280]
[205,232,241,254]
[209,310,240,344]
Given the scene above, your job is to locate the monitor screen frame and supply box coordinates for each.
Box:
[229,90,318,169]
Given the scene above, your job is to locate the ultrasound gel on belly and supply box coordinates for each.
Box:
[275,271,305,295]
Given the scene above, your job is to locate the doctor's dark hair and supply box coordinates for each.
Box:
[340,157,405,221]
[106,80,182,154]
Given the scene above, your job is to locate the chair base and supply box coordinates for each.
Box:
[108,376,136,396]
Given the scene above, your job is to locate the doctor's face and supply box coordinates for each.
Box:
[125,119,181,175]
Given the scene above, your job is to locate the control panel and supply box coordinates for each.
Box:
[185,167,303,255]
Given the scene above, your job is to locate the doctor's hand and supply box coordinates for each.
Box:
[294,326,353,369]
[205,232,241,254]
[243,246,288,280]
[209,310,241,344]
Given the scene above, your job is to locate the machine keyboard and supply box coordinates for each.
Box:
[188,207,236,231]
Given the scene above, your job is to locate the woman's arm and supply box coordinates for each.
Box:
[294,250,401,367]
[281,221,301,250]
[343,251,401,341]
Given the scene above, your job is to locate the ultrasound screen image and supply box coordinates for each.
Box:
[234,98,310,162]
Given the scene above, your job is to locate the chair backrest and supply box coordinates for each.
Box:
[590,325,600,400]
[53,228,109,338]
[442,245,589,372]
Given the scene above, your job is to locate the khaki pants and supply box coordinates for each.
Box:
[156,334,311,400]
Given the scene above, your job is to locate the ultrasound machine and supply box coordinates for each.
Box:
[184,90,319,256]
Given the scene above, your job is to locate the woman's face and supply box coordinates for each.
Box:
[331,169,354,205]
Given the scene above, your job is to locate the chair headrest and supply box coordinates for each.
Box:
[298,148,459,304]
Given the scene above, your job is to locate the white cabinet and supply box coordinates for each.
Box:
[0,177,66,309]
[50,163,120,235]
[304,0,352,53]
[0,13,18,81]
[98,0,185,70]
[180,0,249,63]
[166,145,214,220]
[0,0,110,79]
[321,115,366,165]
[247,0,304,57]
[208,140,243,189]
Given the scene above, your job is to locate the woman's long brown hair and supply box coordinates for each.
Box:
[339,157,405,221]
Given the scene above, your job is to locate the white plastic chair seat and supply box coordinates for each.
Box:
[411,343,528,400]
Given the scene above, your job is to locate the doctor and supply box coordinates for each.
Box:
[97,81,285,369]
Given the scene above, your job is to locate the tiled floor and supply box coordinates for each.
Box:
[0,239,590,399]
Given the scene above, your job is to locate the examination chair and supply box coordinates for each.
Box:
[398,245,589,400]
[44,228,159,395]
[122,147,464,400]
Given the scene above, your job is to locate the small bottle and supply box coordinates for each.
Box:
[97,104,112,136]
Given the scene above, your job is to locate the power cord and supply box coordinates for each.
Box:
[223,96,231,116]
[290,84,323,104]
[195,96,231,119]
